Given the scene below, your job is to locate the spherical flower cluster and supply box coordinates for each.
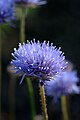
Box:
[14,0,46,6]
[11,40,67,84]
[45,71,80,101]
[0,0,15,24]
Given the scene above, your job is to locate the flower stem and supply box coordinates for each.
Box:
[61,96,69,120]
[20,7,26,43]
[39,82,48,120]
[26,78,36,120]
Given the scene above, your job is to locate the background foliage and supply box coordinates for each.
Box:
[1,0,80,120]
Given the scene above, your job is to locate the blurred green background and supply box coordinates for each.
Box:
[1,0,80,120]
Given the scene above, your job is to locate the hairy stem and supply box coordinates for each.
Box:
[61,96,69,120]
[39,82,48,120]
[26,78,36,120]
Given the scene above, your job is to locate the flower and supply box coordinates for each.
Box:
[11,39,67,84]
[45,71,80,101]
[63,60,74,72]
[14,0,46,6]
[0,0,15,24]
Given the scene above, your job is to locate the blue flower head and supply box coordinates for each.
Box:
[45,71,80,101]
[15,0,46,6]
[11,39,67,84]
[0,0,15,24]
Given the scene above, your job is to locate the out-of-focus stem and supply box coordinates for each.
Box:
[61,96,69,120]
[0,24,2,120]
[39,82,48,120]
[26,78,36,120]
[20,7,26,43]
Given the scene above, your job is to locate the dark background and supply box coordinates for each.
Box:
[1,0,80,120]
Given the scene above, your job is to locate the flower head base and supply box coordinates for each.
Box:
[11,40,67,84]
[0,0,15,24]
[45,71,80,100]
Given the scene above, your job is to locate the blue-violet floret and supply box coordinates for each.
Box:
[11,39,67,84]
[0,0,15,24]
[45,71,80,100]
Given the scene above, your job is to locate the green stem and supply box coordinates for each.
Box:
[0,24,2,120]
[26,78,36,120]
[39,83,48,120]
[61,96,69,120]
[20,7,26,43]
